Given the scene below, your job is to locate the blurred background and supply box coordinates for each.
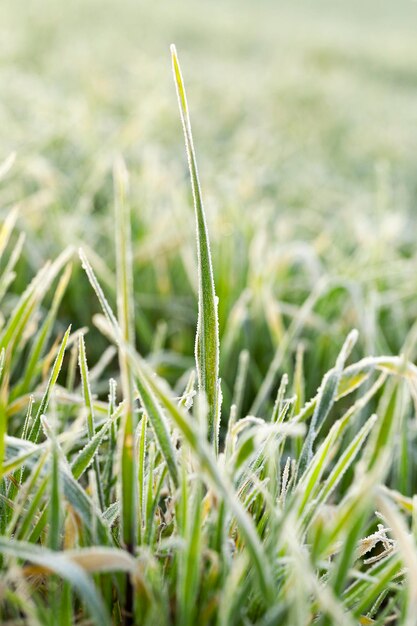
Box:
[1,0,417,414]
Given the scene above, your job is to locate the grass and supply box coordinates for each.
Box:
[1,0,417,624]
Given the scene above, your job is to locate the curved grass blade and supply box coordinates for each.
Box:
[135,373,179,487]
[71,401,124,480]
[15,263,72,398]
[4,437,110,544]
[28,325,72,444]
[0,247,73,355]
[311,414,378,520]
[295,374,384,526]
[63,465,111,545]
[299,330,358,473]
[79,250,179,489]
[0,538,111,626]
[296,354,417,427]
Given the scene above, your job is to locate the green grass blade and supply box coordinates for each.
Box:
[16,263,72,397]
[171,45,220,452]
[71,402,124,480]
[43,417,61,551]
[2,441,43,474]
[61,467,110,545]
[178,480,203,626]
[367,383,399,471]
[312,414,378,520]
[299,330,358,472]
[78,333,104,510]
[135,372,179,488]
[0,248,73,355]
[28,325,72,444]
[113,157,138,626]
[137,413,147,543]
[103,378,117,507]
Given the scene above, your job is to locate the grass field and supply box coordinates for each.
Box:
[1,1,417,624]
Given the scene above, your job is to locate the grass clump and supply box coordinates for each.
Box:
[1,44,417,626]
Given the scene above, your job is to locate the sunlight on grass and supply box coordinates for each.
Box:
[1,1,417,624]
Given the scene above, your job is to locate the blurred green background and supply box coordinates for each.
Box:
[1,0,417,413]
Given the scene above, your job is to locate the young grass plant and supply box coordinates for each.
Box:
[2,46,417,626]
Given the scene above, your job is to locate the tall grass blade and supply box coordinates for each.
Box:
[171,45,220,452]
[78,333,105,510]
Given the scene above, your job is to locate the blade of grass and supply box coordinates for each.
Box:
[171,45,220,452]
[42,416,61,551]
[136,413,147,543]
[27,325,72,444]
[113,157,138,559]
[15,263,72,398]
[71,401,124,480]
[78,333,105,510]
[178,480,203,626]
[0,206,19,262]
[298,330,358,473]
